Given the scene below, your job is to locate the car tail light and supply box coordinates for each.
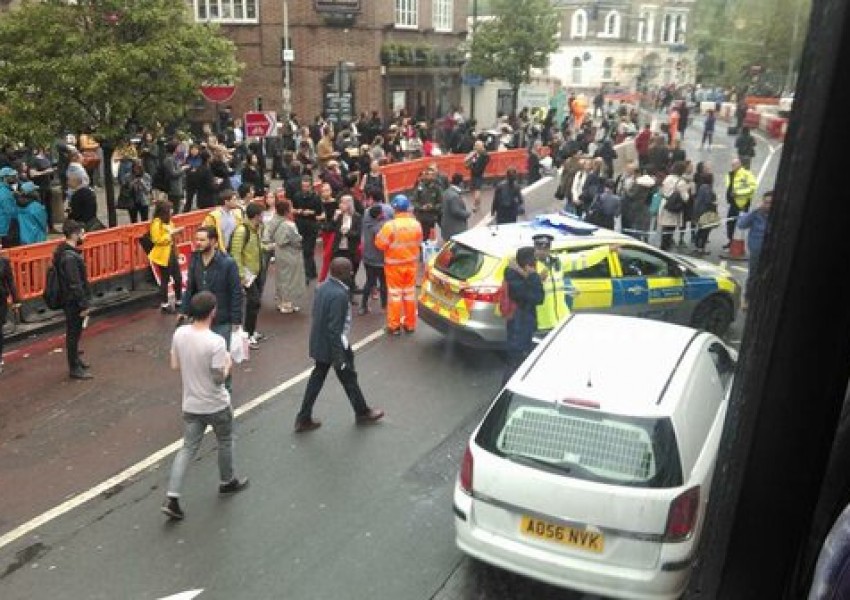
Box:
[664,486,701,542]
[459,445,474,494]
[461,285,500,303]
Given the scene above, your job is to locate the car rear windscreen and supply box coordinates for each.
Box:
[475,391,683,488]
[434,242,484,281]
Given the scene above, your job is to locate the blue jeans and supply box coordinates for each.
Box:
[167,407,235,498]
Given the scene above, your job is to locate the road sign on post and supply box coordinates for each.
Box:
[243,111,278,137]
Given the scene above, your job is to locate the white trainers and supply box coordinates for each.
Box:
[248,335,260,349]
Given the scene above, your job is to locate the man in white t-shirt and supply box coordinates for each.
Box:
[162,291,249,520]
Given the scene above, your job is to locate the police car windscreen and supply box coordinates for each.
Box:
[434,242,484,282]
[475,392,683,489]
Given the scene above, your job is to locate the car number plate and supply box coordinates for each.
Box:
[520,516,604,553]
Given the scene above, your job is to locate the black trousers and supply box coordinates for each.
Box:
[128,205,149,223]
[362,265,387,309]
[297,346,369,422]
[301,231,318,281]
[0,302,7,359]
[63,305,84,371]
[660,226,676,251]
[157,251,183,304]
[243,280,261,336]
[726,202,749,241]
[184,183,199,213]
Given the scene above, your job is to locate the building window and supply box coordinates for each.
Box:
[195,0,258,23]
[603,11,621,37]
[603,57,614,80]
[571,9,587,38]
[637,11,653,43]
[662,13,686,44]
[433,0,452,32]
[395,0,419,28]
[572,57,583,84]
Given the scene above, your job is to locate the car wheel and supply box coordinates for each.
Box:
[691,296,733,336]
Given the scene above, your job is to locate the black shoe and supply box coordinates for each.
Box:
[70,368,93,380]
[386,327,401,336]
[161,497,184,520]
[403,327,415,334]
[294,418,322,433]
[77,359,91,370]
[219,477,250,495]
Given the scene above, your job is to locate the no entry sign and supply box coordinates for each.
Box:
[244,111,278,137]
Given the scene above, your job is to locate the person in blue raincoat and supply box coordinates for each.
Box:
[502,246,545,385]
[15,182,47,245]
[0,167,19,246]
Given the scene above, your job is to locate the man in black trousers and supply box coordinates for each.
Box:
[53,220,92,380]
[294,257,384,433]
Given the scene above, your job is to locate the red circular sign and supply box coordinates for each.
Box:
[200,85,236,103]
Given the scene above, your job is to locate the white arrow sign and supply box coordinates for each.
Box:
[157,590,204,600]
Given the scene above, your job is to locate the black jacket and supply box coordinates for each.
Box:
[0,255,20,306]
[181,250,243,327]
[492,180,523,224]
[309,277,350,366]
[292,190,323,235]
[331,212,362,254]
[53,243,90,309]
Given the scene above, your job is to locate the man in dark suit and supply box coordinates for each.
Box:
[440,173,470,241]
[294,257,384,432]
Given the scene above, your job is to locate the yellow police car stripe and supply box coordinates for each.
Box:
[569,279,614,310]
[647,277,685,303]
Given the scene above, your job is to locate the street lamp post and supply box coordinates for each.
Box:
[282,0,292,117]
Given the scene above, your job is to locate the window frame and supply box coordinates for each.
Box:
[432,0,453,33]
[194,0,258,24]
[603,57,614,81]
[395,0,419,29]
[571,9,588,38]
[571,56,583,84]
[601,10,621,38]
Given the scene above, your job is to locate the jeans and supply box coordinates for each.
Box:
[361,264,387,309]
[63,305,84,371]
[297,346,370,422]
[166,407,235,497]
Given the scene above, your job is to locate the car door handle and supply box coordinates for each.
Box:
[627,286,646,295]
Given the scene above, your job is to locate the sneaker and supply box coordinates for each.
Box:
[253,331,267,342]
[160,303,175,314]
[356,408,385,424]
[161,497,184,520]
[294,418,322,433]
[219,477,250,495]
[248,335,261,349]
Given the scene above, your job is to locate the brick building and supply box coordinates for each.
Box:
[190,0,468,125]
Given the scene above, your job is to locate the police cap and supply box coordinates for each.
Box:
[532,233,554,249]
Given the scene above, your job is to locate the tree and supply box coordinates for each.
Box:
[0,0,241,226]
[466,0,559,115]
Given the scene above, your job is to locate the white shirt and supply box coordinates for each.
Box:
[172,326,230,414]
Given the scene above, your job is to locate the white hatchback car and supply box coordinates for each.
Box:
[453,314,736,599]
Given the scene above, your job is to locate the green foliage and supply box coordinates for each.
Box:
[692,0,810,93]
[0,0,242,145]
[466,0,559,96]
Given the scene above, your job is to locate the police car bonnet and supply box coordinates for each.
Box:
[533,214,598,236]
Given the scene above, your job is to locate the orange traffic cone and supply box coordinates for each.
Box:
[722,224,748,261]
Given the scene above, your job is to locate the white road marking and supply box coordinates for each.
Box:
[0,329,386,552]
[157,591,204,600]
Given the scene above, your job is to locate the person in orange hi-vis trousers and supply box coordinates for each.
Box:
[374,194,423,335]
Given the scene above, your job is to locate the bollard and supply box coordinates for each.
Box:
[721,224,748,261]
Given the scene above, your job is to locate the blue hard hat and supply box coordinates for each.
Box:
[391,194,410,212]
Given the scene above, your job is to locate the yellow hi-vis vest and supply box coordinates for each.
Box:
[535,245,611,330]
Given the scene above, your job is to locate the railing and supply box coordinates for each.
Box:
[6,149,529,304]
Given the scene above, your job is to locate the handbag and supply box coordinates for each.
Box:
[85,216,106,232]
[138,232,154,254]
[698,210,721,230]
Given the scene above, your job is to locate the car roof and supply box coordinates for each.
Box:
[452,215,633,257]
[510,314,703,418]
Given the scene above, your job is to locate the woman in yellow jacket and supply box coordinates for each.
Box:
[149,200,184,313]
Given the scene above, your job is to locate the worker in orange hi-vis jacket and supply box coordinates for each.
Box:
[374,194,423,336]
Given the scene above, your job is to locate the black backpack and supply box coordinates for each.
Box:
[43,256,64,310]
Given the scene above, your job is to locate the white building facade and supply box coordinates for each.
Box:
[548,0,698,92]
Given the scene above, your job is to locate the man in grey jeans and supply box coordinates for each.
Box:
[162,291,249,520]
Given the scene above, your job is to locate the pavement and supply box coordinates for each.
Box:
[0,125,781,599]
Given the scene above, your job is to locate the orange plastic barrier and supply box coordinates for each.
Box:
[7,149,528,303]
[745,96,780,107]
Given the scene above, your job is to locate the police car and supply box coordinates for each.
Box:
[418,214,741,347]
